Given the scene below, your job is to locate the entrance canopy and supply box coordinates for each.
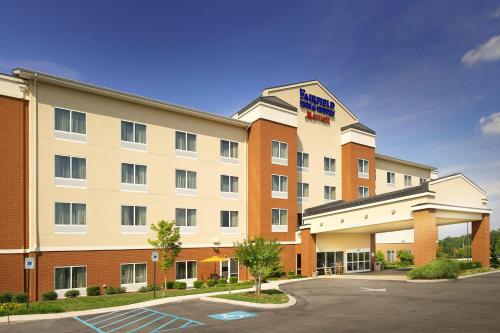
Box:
[303,174,491,235]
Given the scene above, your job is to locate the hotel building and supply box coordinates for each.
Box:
[0,69,491,299]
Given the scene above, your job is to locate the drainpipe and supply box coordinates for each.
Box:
[34,73,40,300]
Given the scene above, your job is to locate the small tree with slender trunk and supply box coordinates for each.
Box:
[234,237,281,296]
[148,220,181,296]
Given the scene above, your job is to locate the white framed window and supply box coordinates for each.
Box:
[54,266,87,296]
[176,208,197,234]
[358,186,369,199]
[404,175,412,187]
[121,163,147,192]
[272,174,288,199]
[54,107,86,142]
[54,202,86,234]
[220,210,239,233]
[175,131,197,158]
[272,208,288,232]
[297,152,309,171]
[271,140,288,165]
[175,169,197,196]
[420,177,427,185]
[220,140,238,162]
[324,157,336,175]
[358,159,369,178]
[220,175,239,199]
[324,186,336,201]
[176,261,197,281]
[297,183,309,202]
[121,120,146,150]
[54,155,86,188]
[121,263,147,290]
[387,172,395,186]
[121,205,147,234]
[387,250,395,263]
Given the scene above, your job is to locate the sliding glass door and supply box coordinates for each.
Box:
[346,249,371,272]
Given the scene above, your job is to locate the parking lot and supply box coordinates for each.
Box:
[2,273,500,332]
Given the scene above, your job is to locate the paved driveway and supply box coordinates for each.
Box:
[2,273,500,332]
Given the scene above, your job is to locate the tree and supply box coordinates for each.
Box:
[148,220,182,294]
[375,250,385,264]
[234,238,281,296]
[491,237,499,268]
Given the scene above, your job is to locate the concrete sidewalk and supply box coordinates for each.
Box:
[0,278,310,324]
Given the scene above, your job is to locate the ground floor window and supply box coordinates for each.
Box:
[176,261,197,280]
[220,258,238,280]
[55,266,86,290]
[346,250,370,272]
[387,250,395,262]
[121,263,147,285]
[316,251,344,275]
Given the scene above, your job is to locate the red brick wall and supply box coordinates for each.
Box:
[472,214,490,268]
[413,209,438,266]
[296,228,316,276]
[0,254,26,293]
[341,142,375,201]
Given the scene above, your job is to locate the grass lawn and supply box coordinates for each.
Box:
[0,281,255,316]
[212,289,288,304]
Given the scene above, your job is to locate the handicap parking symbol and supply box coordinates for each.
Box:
[209,311,257,321]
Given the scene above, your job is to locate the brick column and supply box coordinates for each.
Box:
[413,209,438,266]
[370,233,376,271]
[299,228,316,276]
[472,214,490,268]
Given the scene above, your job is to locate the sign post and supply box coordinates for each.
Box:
[151,251,159,299]
[24,257,35,308]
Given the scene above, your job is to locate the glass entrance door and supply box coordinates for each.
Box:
[220,258,239,281]
[346,249,371,273]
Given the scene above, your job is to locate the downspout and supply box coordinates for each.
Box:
[34,73,40,300]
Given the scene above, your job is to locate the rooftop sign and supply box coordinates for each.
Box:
[299,88,335,124]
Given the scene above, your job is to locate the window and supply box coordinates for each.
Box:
[346,250,371,272]
[121,120,146,149]
[387,250,395,263]
[55,203,86,225]
[176,261,197,280]
[54,155,86,187]
[175,131,196,154]
[220,211,239,231]
[324,186,336,201]
[55,266,86,291]
[404,175,412,187]
[297,152,309,170]
[220,140,238,160]
[175,170,197,195]
[272,175,288,199]
[221,175,239,193]
[324,157,336,174]
[175,208,197,233]
[387,172,395,185]
[121,263,147,285]
[419,177,426,185]
[358,186,369,199]
[316,251,344,274]
[121,206,147,226]
[297,183,309,201]
[271,208,288,232]
[121,163,147,192]
[358,159,369,178]
[54,108,86,141]
[271,140,288,165]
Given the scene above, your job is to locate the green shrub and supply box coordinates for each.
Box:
[104,286,125,295]
[206,279,216,287]
[458,261,482,271]
[407,259,461,280]
[268,266,285,278]
[12,293,28,303]
[0,292,13,303]
[229,277,238,284]
[173,281,187,289]
[375,250,385,264]
[217,278,227,285]
[64,289,80,298]
[117,287,126,294]
[193,280,203,288]
[139,284,161,292]
[0,302,63,316]
[165,281,175,289]
[397,250,414,265]
[41,291,58,301]
[86,285,101,296]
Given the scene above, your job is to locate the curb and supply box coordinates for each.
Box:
[200,293,296,309]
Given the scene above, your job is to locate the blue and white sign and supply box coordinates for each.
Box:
[151,251,159,262]
[208,311,257,321]
[24,257,35,270]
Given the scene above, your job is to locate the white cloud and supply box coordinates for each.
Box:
[493,6,500,19]
[461,35,500,65]
[479,112,500,135]
[0,60,80,79]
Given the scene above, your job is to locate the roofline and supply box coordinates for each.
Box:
[428,173,487,195]
[234,96,297,117]
[376,153,436,171]
[13,68,250,128]
[261,80,359,122]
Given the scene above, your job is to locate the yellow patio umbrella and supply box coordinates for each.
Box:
[200,255,228,280]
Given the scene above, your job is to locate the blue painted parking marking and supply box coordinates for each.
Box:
[208,310,257,321]
[74,308,203,333]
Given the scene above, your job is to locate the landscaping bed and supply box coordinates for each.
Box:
[407,259,499,280]
[212,289,288,304]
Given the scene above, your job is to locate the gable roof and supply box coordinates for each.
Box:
[376,154,436,171]
[341,122,376,135]
[235,95,297,116]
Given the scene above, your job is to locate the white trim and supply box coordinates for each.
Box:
[54,265,88,297]
[175,149,197,159]
[175,188,198,196]
[429,174,486,195]
[121,183,147,193]
[411,204,491,214]
[221,156,239,164]
[303,192,436,220]
[179,226,198,234]
[55,177,86,188]
[121,141,147,151]
[341,128,376,148]
[54,130,87,143]
[221,191,239,200]
[120,262,147,291]
[121,225,147,234]
[272,191,288,199]
[272,225,288,233]
[235,101,298,127]
[54,224,87,234]
[0,249,28,254]
[220,227,240,234]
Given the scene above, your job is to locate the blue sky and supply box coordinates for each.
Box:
[1,0,499,236]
